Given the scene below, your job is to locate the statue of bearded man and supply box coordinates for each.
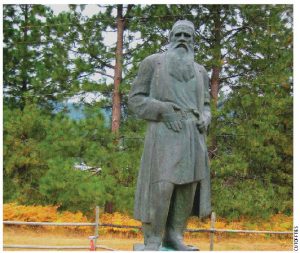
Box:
[129,20,212,251]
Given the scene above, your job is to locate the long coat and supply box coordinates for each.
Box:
[128,52,212,223]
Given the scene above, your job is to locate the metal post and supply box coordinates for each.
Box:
[210,212,216,251]
[94,206,100,250]
[89,236,97,251]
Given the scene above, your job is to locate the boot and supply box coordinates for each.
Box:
[144,239,161,251]
[143,182,174,251]
[143,223,161,251]
[163,227,199,251]
[163,183,199,251]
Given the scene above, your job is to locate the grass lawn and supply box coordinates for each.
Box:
[3,227,293,251]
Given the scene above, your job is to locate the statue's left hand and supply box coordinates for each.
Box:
[196,119,207,134]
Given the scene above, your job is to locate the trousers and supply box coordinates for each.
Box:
[143,181,197,246]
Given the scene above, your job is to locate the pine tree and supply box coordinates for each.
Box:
[210,5,293,218]
[3,5,78,110]
[3,4,293,218]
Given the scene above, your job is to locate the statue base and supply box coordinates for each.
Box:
[133,244,175,251]
[133,243,199,251]
[133,244,145,251]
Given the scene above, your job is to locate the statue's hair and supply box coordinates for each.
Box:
[169,20,195,41]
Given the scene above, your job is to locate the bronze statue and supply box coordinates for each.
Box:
[129,20,211,251]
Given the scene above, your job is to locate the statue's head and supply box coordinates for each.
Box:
[169,20,195,53]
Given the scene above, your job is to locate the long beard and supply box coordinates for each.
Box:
[167,42,195,82]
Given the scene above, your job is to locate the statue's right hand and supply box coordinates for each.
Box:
[158,102,183,132]
[165,118,183,132]
[159,102,180,114]
[161,111,183,132]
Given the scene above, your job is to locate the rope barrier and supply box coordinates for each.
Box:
[3,220,293,235]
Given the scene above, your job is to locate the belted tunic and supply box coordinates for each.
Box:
[128,52,211,223]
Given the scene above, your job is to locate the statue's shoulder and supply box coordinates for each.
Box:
[194,62,208,74]
[141,53,164,68]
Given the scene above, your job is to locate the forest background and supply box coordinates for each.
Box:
[2,4,293,221]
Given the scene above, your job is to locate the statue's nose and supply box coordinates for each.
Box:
[178,35,186,42]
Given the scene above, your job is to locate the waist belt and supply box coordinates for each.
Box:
[161,109,200,122]
[177,110,198,120]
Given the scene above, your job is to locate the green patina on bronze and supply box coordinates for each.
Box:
[129,20,212,251]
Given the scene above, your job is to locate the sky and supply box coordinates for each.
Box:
[50,4,99,15]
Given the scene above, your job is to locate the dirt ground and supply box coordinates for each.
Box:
[3,227,293,251]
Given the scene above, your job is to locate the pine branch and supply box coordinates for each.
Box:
[95,70,114,79]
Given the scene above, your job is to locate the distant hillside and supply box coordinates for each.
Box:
[53,102,111,127]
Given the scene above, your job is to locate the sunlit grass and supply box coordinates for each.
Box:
[3,227,293,251]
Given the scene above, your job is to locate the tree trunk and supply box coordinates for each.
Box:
[111,5,124,134]
[106,5,125,214]
[104,201,115,214]
[209,6,222,159]
[20,4,29,110]
[210,5,222,105]
[211,67,221,106]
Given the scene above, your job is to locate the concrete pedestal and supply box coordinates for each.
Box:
[133,243,199,251]
[133,244,175,251]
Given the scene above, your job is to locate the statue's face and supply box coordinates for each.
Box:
[170,26,194,52]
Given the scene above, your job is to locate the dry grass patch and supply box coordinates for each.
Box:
[3,227,292,251]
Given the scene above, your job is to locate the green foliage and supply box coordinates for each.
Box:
[3,4,293,219]
[3,5,76,109]
[39,158,105,213]
[3,176,20,203]
[3,104,50,202]
[3,102,144,214]
[212,178,277,220]
[210,4,293,218]
[97,117,145,214]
